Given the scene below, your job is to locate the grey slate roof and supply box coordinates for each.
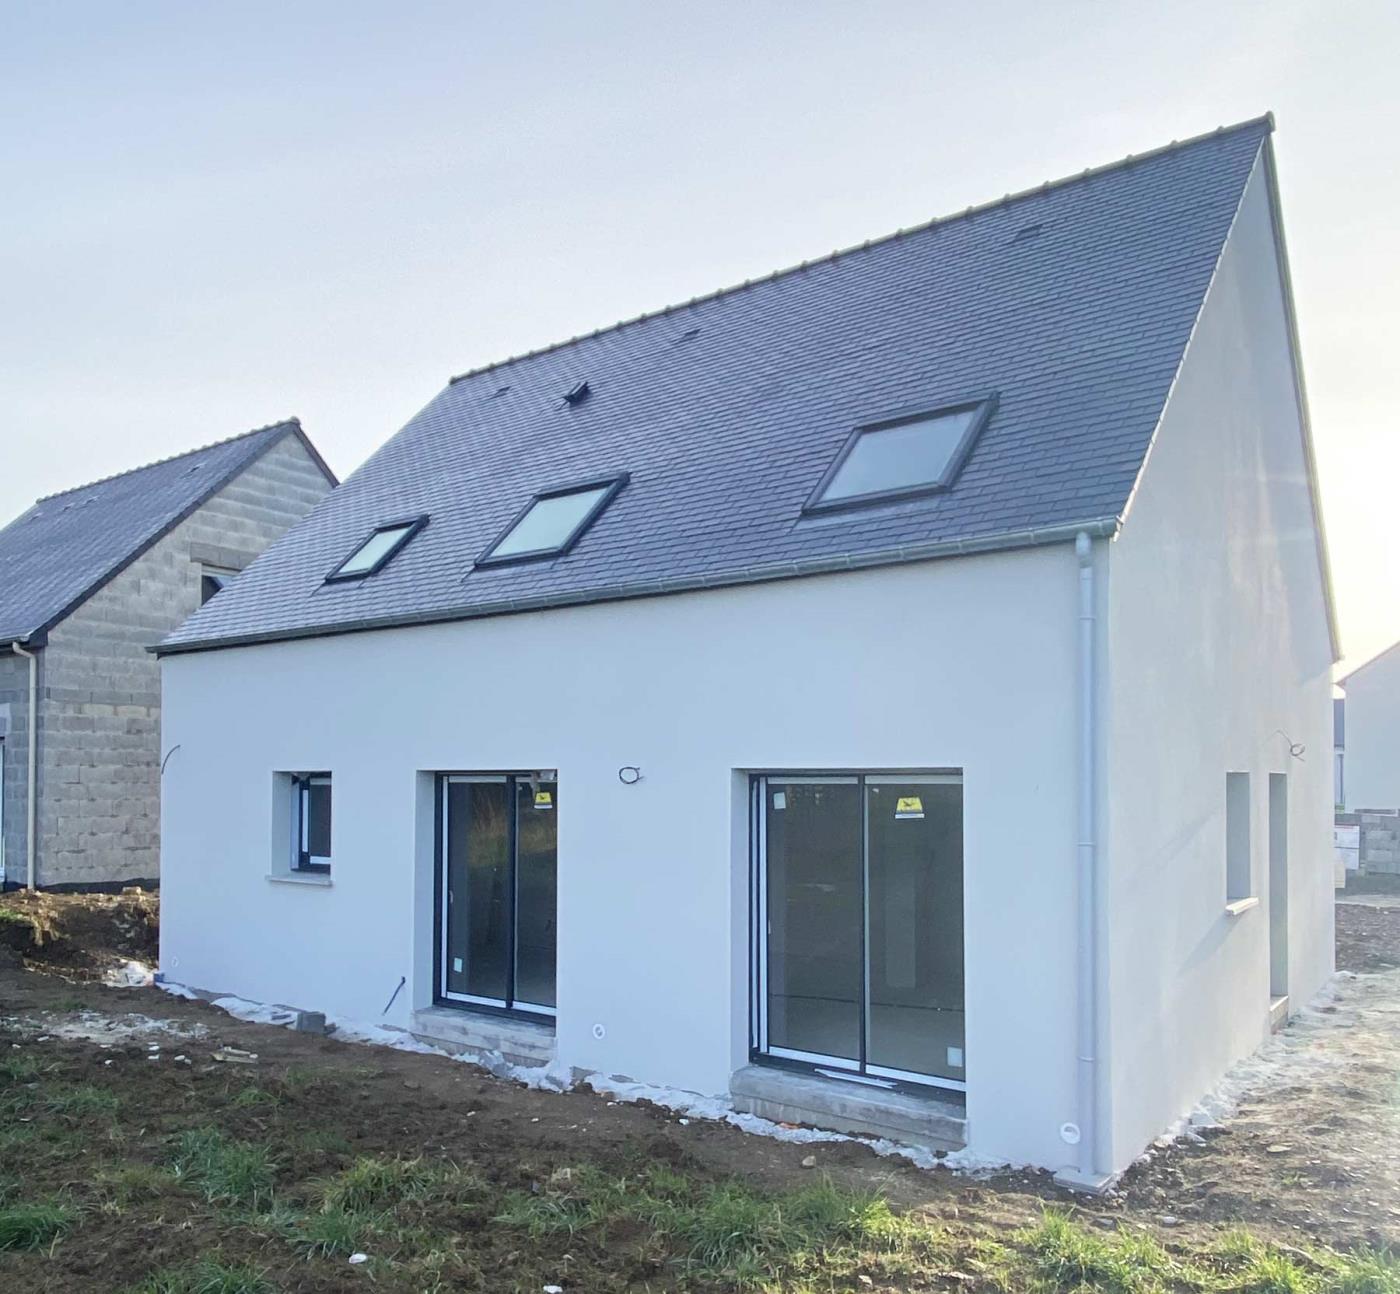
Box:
[0,421,321,645]
[161,117,1274,654]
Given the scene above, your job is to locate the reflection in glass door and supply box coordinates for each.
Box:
[439,773,557,1016]
[755,773,964,1090]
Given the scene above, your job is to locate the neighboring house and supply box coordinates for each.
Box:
[0,421,336,889]
[156,117,1336,1185]
[1334,696,1345,807]
[1337,643,1400,810]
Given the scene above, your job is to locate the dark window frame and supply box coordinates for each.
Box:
[432,770,558,1026]
[802,394,997,515]
[199,566,239,606]
[473,473,628,569]
[746,768,969,1101]
[292,772,332,873]
[324,515,429,583]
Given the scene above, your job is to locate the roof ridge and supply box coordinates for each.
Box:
[448,113,1274,387]
[33,417,302,505]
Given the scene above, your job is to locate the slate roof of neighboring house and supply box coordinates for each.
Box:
[0,420,333,646]
[161,115,1300,654]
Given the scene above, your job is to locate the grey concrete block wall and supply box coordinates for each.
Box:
[30,434,332,887]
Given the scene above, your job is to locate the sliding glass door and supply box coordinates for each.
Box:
[754,773,964,1090]
[439,773,557,1017]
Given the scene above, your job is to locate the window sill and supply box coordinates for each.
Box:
[1224,896,1259,917]
[266,872,333,888]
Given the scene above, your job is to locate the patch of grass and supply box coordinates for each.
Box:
[316,1154,449,1212]
[46,1083,120,1117]
[1318,1249,1400,1294]
[48,996,86,1013]
[294,1204,375,1258]
[171,1128,275,1209]
[288,1126,352,1156]
[93,1162,177,1207]
[127,1259,276,1294]
[228,1084,279,1109]
[0,1052,54,1085]
[1019,1216,1400,1294]
[0,1199,75,1251]
[271,1155,484,1262]
[1023,1210,1185,1294]
[497,1163,951,1288]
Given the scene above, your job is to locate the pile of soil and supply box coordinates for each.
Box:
[0,887,158,976]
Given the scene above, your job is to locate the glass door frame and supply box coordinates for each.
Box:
[749,770,966,1095]
[434,771,557,1022]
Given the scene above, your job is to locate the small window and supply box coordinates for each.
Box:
[325,516,427,582]
[200,566,239,606]
[805,397,995,512]
[293,773,332,873]
[475,475,628,567]
[1226,771,1252,902]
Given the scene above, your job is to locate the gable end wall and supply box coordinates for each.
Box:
[30,434,332,887]
[1101,156,1334,1171]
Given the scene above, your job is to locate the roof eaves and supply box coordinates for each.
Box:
[153,516,1121,657]
[1256,135,1342,664]
[446,115,1275,388]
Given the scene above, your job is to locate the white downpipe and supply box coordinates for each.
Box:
[1074,531,1100,1180]
[10,643,38,890]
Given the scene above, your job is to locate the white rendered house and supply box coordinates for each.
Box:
[1338,645,1400,812]
[156,116,1336,1186]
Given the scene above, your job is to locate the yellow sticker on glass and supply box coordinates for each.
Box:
[895,796,924,820]
[534,790,554,810]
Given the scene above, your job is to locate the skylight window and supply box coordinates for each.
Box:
[325,516,427,582]
[476,475,628,567]
[805,397,996,512]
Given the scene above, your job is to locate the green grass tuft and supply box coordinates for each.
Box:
[1024,1210,1183,1294]
[46,1083,121,1117]
[316,1154,446,1213]
[171,1128,275,1209]
[497,1163,947,1287]
[0,1052,54,1085]
[295,1204,374,1258]
[228,1084,278,1109]
[0,1199,76,1251]
[127,1258,276,1294]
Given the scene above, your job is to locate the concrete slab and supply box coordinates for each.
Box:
[410,1006,556,1069]
[729,1064,965,1150]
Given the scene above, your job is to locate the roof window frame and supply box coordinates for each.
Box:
[474,473,629,569]
[324,514,429,583]
[802,394,997,515]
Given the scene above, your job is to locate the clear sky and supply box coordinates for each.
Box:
[3,2,1395,669]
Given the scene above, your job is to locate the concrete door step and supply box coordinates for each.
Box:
[410,1005,556,1069]
[730,1064,966,1151]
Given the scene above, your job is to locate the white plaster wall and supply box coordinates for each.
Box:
[1102,156,1335,1172]
[1343,649,1400,811]
[161,545,1088,1171]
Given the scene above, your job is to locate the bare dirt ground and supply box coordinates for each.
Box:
[0,891,1397,1290]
